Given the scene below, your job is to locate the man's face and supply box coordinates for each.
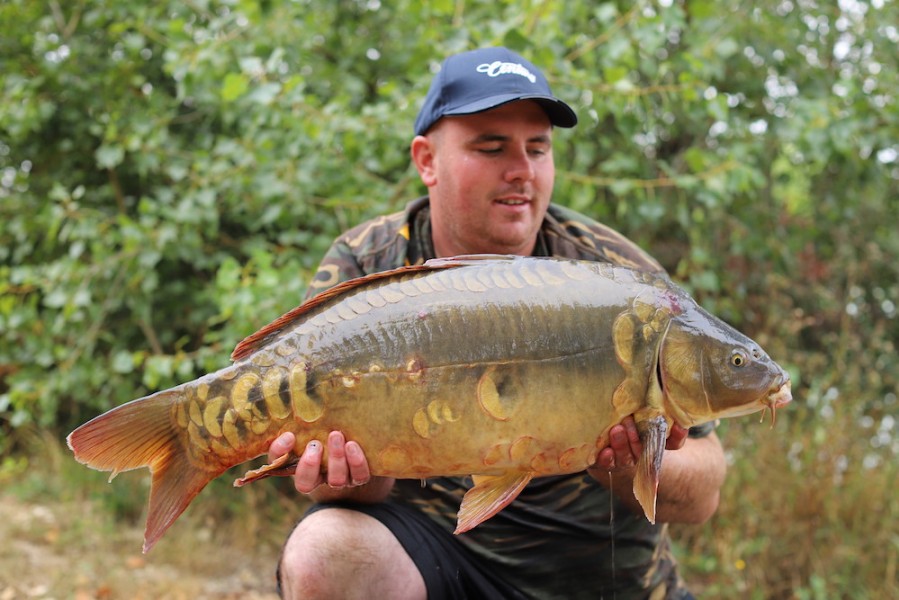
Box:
[413,101,555,257]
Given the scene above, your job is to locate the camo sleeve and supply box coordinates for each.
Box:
[304,207,411,301]
[545,204,666,274]
[303,239,368,301]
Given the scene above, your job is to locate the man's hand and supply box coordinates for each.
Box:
[593,415,688,471]
[589,415,725,524]
[267,430,393,503]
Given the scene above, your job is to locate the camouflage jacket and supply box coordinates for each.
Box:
[305,197,709,600]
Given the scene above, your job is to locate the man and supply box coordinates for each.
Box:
[269,47,726,599]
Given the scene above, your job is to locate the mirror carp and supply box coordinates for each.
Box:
[67,255,792,552]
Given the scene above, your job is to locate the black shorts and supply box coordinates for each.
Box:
[278,501,529,600]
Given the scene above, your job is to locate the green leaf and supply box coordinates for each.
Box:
[715,37,739,59]
[221,72,250,102]
[111,351,135,374]
[246,82,282,105]
[95,144,125,169]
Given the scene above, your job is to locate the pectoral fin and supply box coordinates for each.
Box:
[633,415,668,524]
[455,471,533,534]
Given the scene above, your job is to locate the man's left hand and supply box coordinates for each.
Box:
[594,415,689,472]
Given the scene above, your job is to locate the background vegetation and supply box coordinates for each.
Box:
[2,0,897,597]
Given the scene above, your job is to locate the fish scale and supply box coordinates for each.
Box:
[67,255,791,553]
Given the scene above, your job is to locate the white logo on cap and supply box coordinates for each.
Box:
[476,61,537,83]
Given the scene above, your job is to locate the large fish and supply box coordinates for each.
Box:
[67,255,791,553]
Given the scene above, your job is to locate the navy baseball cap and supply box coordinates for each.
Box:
[413,47,578,135]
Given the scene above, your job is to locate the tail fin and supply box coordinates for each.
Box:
[66,389,221,553]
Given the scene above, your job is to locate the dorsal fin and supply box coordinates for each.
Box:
[424,254,518,267]
[230,259,466,361]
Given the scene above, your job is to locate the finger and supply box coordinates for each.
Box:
[268,431,296,462]
[345,441,371,485]
[294,440,324,494]
[666,424,689,450]
[595,447,616,471]
[609,424,636,468]
[621,416,643,457]
[326,431,349,488]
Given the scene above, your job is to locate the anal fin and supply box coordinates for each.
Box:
[234,452,299,487]
[455,471,533,534]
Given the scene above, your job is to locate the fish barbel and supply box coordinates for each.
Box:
[67,255,792,552]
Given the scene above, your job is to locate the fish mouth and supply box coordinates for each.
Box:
[761,379,792,425]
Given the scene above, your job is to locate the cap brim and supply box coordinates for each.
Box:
[444,93,578,128]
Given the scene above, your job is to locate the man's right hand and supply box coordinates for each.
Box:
[268,430,394,502]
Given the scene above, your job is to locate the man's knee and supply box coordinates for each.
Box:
[278,508,426,600]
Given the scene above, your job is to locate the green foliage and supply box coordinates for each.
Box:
[1,0,897,596]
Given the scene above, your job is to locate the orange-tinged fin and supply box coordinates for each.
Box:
[633,415,668,524]
[454,471,533,534]
[141,446,221,553]
[233,452,299,487]
[230,260,465,361]
[66,390,223,553]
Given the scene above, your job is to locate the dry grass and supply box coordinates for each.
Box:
[674,406,899,599]
[0,433,305,600]
[0,494,277,599]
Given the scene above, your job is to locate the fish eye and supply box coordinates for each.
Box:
[731,352,748,367]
